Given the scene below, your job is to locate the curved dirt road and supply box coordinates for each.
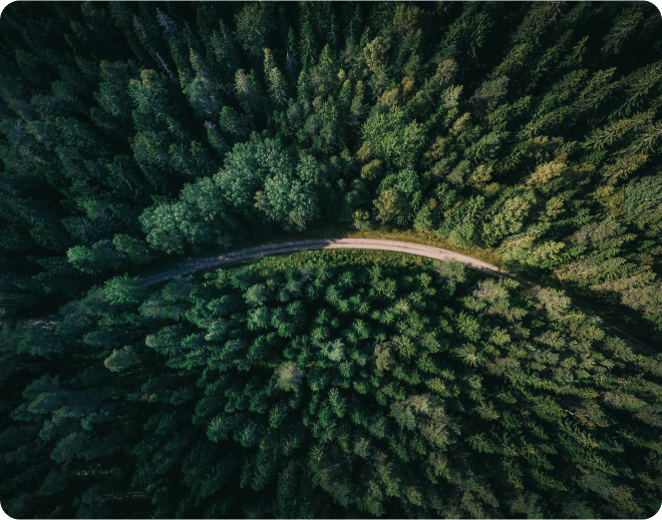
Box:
[139,238,654,353]
[26,239,653,356]
[141,238,510,286]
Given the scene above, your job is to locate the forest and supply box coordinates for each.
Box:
[0,1,661,518]
[2,250,662,518]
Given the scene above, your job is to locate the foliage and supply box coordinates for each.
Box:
[1,2,662,517]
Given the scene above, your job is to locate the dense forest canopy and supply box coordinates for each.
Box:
[1,1,662,518]
[2,250,662,518]
[0,1,661,340]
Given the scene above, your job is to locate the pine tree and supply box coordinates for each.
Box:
[264,48,288,108]
[103,273,148,307]
[469,76,509,118]
[235,3,275,62]
[285,26,298,81]
[358,105,426,170]
[203,121,230,158]
[14,49,56,87]
[67,239,126,275]
[234,69,264,117]
[103,345,141,372]
[210,20,243,82]
[112,234,153,266]
[299,20,317,70]
[155,7,179,41]
[184,56,222,119]
[132,11,166,64]
[342,4,363,44]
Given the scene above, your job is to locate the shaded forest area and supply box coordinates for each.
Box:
[0,1,662,341]
[1,250,661,518]
[1,2,662,519]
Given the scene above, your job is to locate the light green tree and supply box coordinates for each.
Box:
[469,76,509,117]
[358,105,426,170]
[67,240,125,275]
[255,172,318,231]
[481,192,533,247]
[373,170,422,226]
[103,274,148,307]
[274,361,303,392]
[103,345,141,372]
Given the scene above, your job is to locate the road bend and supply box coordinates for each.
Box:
[22,239,651,354]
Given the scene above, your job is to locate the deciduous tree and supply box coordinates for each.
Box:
[358,105,426,170]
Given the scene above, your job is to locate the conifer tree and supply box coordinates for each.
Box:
[299,20,317,70]
[235,3,276,63]
[234,69,264,117]
[1,3,662,515]
[264,49,288,108]
[210,20,243,82]
[285,26,298,81]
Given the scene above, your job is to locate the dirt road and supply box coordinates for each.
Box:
[27,238,653,353]
[140,238,510,286]
[139,238,654,353]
